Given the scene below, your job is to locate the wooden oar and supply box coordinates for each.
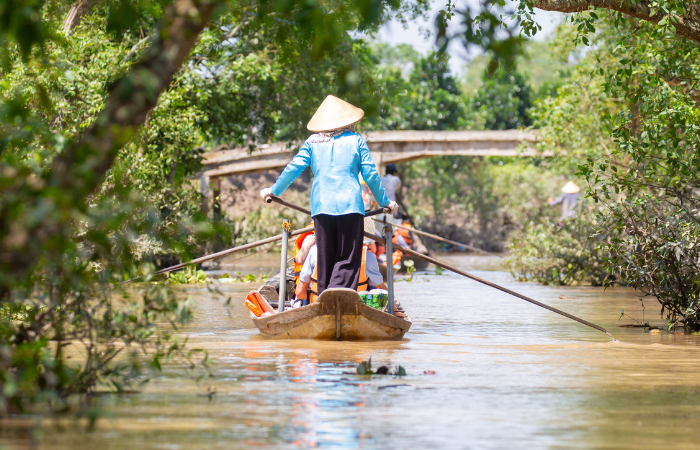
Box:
[264,197,608,335]
[225,240,284,263]
[373,219,497,256]
[265,195,389,217]
[124,226,315,283]
[365,230,608,334]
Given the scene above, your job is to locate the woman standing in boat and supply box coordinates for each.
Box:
[260,95,398,297]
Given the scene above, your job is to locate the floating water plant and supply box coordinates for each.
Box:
[356,358,406,376]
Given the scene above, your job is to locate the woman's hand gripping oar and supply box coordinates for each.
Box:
[264,195,391,217]
[264,196,609,335]
[123,226,314,283]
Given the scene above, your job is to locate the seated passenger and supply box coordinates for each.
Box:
[294,245,316,306]
[295,234,315,267]
[366,240,378,255]
[294,240,386,304]
[292,222,315,286]
[394,233,408,248]
[359,237,387,291]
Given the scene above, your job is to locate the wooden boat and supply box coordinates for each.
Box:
[250,287,411,340]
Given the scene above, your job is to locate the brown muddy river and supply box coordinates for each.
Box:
[3,254,700,449]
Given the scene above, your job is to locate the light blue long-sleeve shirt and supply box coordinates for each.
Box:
[271,132,390,217]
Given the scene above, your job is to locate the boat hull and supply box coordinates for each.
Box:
[252,288,411,340]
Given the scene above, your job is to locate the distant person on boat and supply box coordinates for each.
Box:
[294,218,387,305]
[378,163,403,224]
[548,181,581,219]
[393,212,413,247]
[380,164,402,203]
[261,95,398,297]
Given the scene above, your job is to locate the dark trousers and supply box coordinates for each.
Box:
[313,213,364,295]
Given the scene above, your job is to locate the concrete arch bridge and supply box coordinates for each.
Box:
[201,130,541,179]
[199,130,542,212]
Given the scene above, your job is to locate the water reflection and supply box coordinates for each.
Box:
[3,254,700,449]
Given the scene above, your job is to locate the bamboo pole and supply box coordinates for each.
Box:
[278,220,290,313]
[383,224,395,316]
[124,226,315,283]
[374,219,497,256]
[265,195,389,217]
[364,231,608,334]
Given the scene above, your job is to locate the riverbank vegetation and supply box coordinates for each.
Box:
[508,4,700,331]
[360,1,700,334]
[0,0,430,415]
[502,208,611,286]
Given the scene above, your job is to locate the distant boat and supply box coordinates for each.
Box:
[250,287,411,341]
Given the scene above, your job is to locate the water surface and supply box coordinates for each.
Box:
[3,254,700,449]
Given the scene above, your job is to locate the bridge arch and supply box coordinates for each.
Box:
[201,129,541,178]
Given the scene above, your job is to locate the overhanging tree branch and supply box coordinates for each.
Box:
[51,0,221,195]
[0,0,222,287]
[531,0,700,44]
[62,0,91,34]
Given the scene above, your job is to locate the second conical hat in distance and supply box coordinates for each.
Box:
[307,95,364,132]
[561,181,581,194]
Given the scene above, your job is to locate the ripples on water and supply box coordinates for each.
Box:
[3,254,700,449]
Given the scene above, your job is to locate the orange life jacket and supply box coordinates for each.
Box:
[392,250,402,267]
[293,223,315,284]
[393,221,413,247]
[309,245,369,303]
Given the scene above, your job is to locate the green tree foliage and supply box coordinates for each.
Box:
[474,67,534,130]
[462,40,569,98]
[530,22,623,171]
[503,208,612,286]
[581,18,700,330]
[0,0,430,414]
[502,3,700,328]
[363,48,471,131]
[0,0,224,416]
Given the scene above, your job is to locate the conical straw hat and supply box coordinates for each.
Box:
[362,216,376,244]
[363,216,375,235]
[307,95,364,132]
[561,181,581,194]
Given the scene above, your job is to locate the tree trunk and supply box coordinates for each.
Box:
[532,0,700,45]
[62,0,91,34]
[53,0,221,194]
[0,0,223,285]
